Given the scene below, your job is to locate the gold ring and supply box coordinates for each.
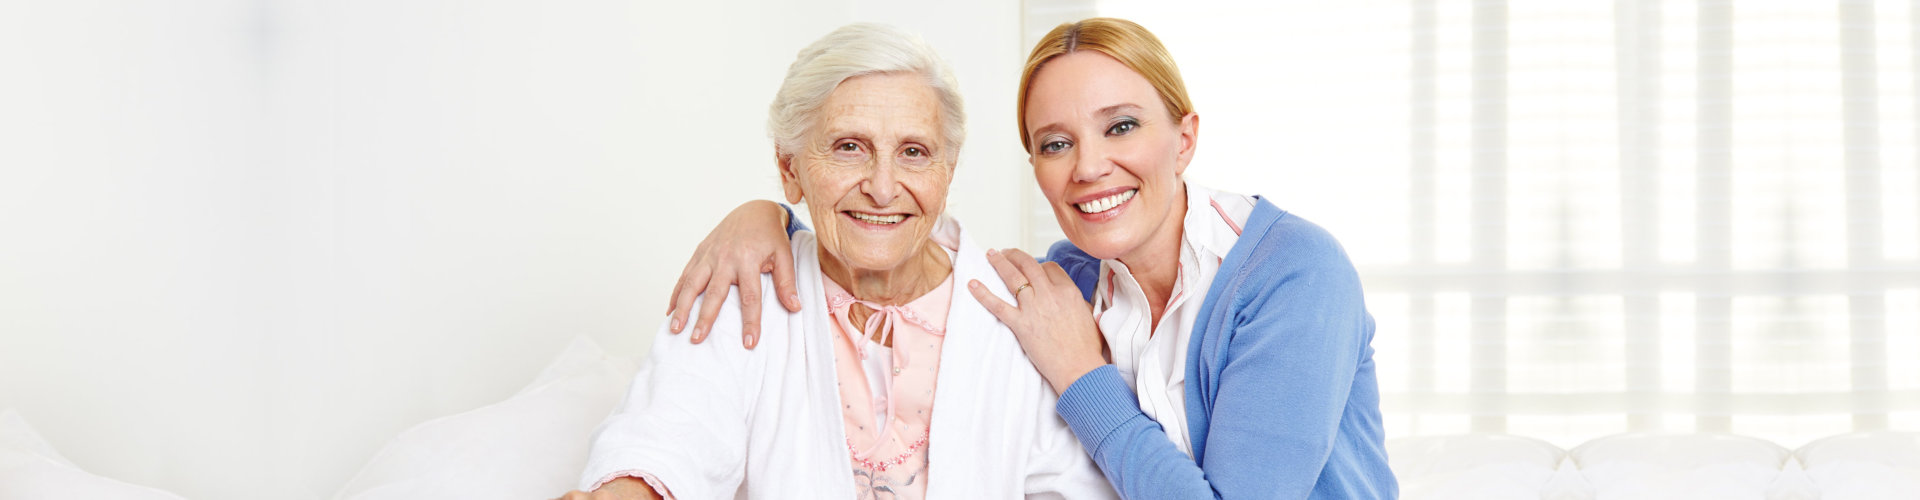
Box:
[1012,283,1032,296]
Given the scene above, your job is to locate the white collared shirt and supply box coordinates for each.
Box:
[1090,183,1253,458]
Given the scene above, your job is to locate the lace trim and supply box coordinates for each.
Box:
[847,428,930,472]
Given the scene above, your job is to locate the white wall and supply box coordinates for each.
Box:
[0,1,1027,498]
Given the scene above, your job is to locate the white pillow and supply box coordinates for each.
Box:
[333,336,638,500]
[1571,433,1789,500]
[0,409,188,500]
[1388,434,1567,500]
[1794,431,1920,500]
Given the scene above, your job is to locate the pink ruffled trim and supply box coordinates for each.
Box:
[589,470,676,500]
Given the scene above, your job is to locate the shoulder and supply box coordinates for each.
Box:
[1044,239,1098,267]
[657,274,796,352]
[1223,205,1366,307]
[1257,208,1351,266]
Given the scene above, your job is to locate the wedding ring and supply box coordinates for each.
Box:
[1012,282,1032,296]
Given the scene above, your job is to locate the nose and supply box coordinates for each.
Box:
[1070,138,1114,184]
[861,158,900,207]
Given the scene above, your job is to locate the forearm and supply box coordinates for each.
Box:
[1055,366,1218,500]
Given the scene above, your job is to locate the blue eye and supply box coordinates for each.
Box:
[1040,140,1068,154]
[1107,120,1137,136]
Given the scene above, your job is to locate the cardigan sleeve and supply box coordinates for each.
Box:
[579,287,766,498]
[1053,217,1377,499]
[780,202,809,235]
[1055,365,1213,498]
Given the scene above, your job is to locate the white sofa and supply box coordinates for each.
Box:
[5,339,1916,500]
[1390,431,1919,499]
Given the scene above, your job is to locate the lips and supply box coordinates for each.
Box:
[1074,188,1137,214]
[845,211,908,225]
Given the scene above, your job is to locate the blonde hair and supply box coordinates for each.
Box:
[768,23,965,162]
[1017,18,1193,152]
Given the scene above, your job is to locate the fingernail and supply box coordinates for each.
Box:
[691,326,705,343]
[987,249,998,257]
[745,333,757,348]
[968,280,980,289]
[671,318,683,332]
[787,293,800,306]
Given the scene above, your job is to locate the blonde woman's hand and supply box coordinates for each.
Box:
[967,248,1107,395]
[666,200,800,349]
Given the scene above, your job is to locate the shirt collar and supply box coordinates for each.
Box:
[1181,182,1247,262]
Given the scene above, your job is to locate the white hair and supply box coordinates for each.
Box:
[768,23,965,162]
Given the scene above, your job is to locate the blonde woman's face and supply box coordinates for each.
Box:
[1023,51,1196,260]
[780,72,953,273]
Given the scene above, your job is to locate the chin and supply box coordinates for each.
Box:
[1061,228,1136,261]
[835,239,920,270]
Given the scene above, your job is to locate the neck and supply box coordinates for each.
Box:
[1115,183,1187,328]
[818,241,954,306]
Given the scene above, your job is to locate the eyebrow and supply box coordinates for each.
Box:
[1028,103,1147,142]
[818,125,937,149]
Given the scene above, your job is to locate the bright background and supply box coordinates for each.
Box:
[1,1,1915,499]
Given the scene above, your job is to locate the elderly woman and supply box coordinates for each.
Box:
[553,24,1112,500]
[661,18,1395,500]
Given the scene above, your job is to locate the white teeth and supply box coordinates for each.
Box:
[1075,189,1137,214]
[850,212,906,224]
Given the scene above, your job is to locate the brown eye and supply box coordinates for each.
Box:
[838,142,861,152]
[904,146,925,157]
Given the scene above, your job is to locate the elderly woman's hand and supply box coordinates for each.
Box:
[552,477,665,500]
[967,248,1108,395]
[666,200,800,349]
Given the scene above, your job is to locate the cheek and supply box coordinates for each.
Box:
[906,170,953,212]
[803,167,862,205]
[1032,159,1072,201]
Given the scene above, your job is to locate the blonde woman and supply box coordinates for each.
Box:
[667,18,1396,499]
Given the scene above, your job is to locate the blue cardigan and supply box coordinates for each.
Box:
[1044,197,1396,499]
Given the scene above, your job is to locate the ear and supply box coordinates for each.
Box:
[777,151,804,204]
[1173,112,1199,176]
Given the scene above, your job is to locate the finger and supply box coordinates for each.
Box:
[1000,248,1050,285]
[667,239,712,315]
[691,273,732,344]
[670,263,714,334]
[1041,261,1073,284]
[666,269,684,315]
[982,249,1033,296]
[772,244,801,312]
[738,267,763,349]
[967,279,1020,324]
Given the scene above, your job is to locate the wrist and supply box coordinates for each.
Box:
[1046,358,1104,395]
[744,200,784,223]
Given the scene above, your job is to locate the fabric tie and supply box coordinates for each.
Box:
[828,291,946,460]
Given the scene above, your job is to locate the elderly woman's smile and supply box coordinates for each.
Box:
[779,72,955,283]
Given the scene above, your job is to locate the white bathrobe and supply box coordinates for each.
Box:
[580,219,1116,500]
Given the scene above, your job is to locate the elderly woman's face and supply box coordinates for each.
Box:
[780,72,953,272]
